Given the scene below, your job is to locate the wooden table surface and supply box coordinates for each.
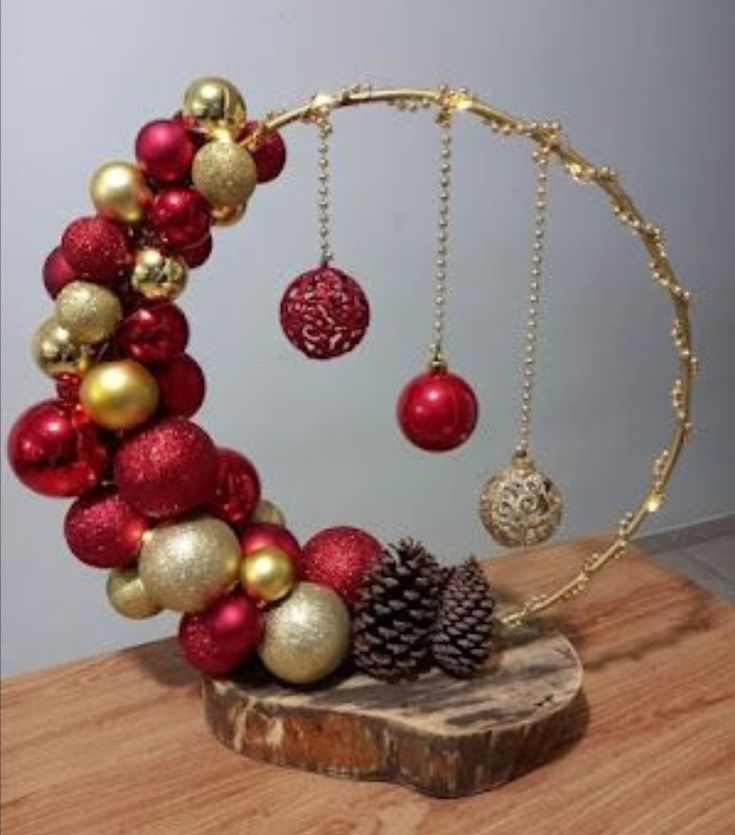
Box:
[2,537,734,835]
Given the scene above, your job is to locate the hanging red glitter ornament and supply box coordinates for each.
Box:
[154,353,206,417]
[209,448,261,527]
[43,246,77,298]
[240,121,287,183]
[135,119,197,184]
[7,399,108,497]
[61,217,130,283]
[117,303,189,365]
[149,187,211,251]
[280,265,370,360]
[179,234,213,269]
[239,522,302,573]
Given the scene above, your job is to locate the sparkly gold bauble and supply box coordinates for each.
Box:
[106,567,161,619]
[258,582,351,684]
[210,201,248,227]
[138,516,240,613]
[90,161,152,225]
[240,546,296,604]
[192,140,256,209]
[32,317,94,378]
[55,281,122,344]
[478,451,564,548]
[250,498,287,527]
[183,77,247,138]
[79,359,159,430]
[130,247,188,301]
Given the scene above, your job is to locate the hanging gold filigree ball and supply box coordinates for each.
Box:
[478,450,563,548]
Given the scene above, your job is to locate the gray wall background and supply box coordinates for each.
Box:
[2,0,733,675]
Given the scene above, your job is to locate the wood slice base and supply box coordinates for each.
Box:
[202,619,586,797]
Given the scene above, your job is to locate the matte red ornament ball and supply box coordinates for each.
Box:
[240,121,287,183]
[135,119,197,184]
[149,188,211,252]
[154,354,206,418]
[7,400,108,497]
[43,246,77,298]
[117,303,189,365]
[239,522,302,573]
[209,448,261,527]
[178,598,259,676]
[397,367,479,452]
[179,235,213,269]
[301,526,382,609]
[61,216,130,283]
[64,487,149,568]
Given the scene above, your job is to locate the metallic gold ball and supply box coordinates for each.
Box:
[183,77,247,138]
[79,359,159,430]
[210,201,248,227]
[106,567,161,619]
[90,161,152,225]
[131,247,188,301]
[240,546,296,604]
[55,281,122,344]
[251,499,287,527]
[32,317,94,378]
[259,582,351,684]
[478,451,564,548]
[192,140,256,209]
[138,516,240,613]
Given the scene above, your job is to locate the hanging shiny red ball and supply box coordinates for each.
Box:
[117,303,189,365]
[280,265,370,360]
[154,354,206,417]
[178,599,259,676]
[149,188,211,252]
[240,121,287,183]
[209,448,261,527]
[397,367,479,452]
[239,522,302,573]
[61,216,130,283]
[43,246,78,298]
[179,234,213,269]
[135,119,197,184]
[7,400,108,497]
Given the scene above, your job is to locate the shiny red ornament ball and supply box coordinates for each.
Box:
[239,522,302,573]
[280,265,370,360]
[113,417,218,518]
[117,303,189,365]
[240,121,287,183]
[135,119,197,184]
[61,216,130,283]
[179,235,213,269]
[149,188,211,252]
[64,487,149,568]
[301,526,382,608]
[209,448,261,527]
[7,400,108,497]
[154,354,206,418]
[43,246,77,298]
[397,367,479,452]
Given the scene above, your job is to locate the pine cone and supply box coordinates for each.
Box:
[432,557,495,678]
[352,538,445,682]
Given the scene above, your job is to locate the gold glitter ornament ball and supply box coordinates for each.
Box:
[130,247,188,301]
[79,359,159,430]
[259,582,351,684]
[240,546,296,604]
[183,77,247,138]
[251,498,287,527]
[90,161,152,225]
[479,451,564,548]
[192,140,257,210]
[32,317,93,378]
[55,281,122,344]
[106,567,161,619]
[138,515,240,613]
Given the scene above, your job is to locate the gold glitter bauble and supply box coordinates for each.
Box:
[55,281,122,344]
[130,247,188,301]
[259,582,351,684]
[478,451,564,548]
[182,77,247,138]
[32,317,94,378]
[251,498,287,527]
[192,140,256,209]
[138,516,240,613]
[240,546,296,604]
[90,161,152,225]
[106,567,161,619]
[79,359,159,430]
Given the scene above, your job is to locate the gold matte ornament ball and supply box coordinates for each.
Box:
[240,546,296,604]
[32,317,94,378]
[183,77,247,138]
[138,516,240,613]
[250,498,287,527]
[131,247,188,301]
[258,582,351,684]
[192,140,257,210]
[106,567,161,619]
[90,161,152,225]
[55,281,122,344]
[79,359,159,430]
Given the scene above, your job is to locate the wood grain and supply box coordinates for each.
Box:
[2,537,734,834]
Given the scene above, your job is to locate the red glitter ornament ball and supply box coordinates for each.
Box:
[7,400,108,497]
[280,265,370,360]
[149,188,211,252]
[117,303,189,365]
[43,246,77,298]
[240,522,302,573]
[135,119,197,184]
[154,354,206,418]
[209,448,261,527]
[397,367,479,452]
[301,526,382,608]
[64,487,149,568]
[240,121,287,183]
[61,216,130,283]
[113,416,218,518]
[179,235,213,269]
[55,372,83,403]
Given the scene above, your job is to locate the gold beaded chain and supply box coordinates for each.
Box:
[315,109,334,266]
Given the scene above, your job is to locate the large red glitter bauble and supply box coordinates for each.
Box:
[117,303,189,365]
[154,354,205,418]
[240,121,287,183]
[209,448,261,527]
[135,119,197,184]
[113,417,218,518]
[239,522,302,573]
[301,526,382,608]
[149,188,211,252]
[43,246,77,298]
[7,400,108,497]
[397,367,479,452]
[279,265,370,360]
[64,487,149,568]
[179,234,213,269]
[61,217,130,283]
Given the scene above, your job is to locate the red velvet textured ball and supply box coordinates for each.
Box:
[397,367,479,452]
[301,526,382,608]
[178,603,258,676]
[135,119,197,184]
[117,303,189,365]
[280,265,370,360]
[43,246,77,298]
[239,522,302,573]
[209,448,261,527]
[240,121,287,183]
[149,188,211,252]
[154,354,205,418]
[61,216,130,283]
[179,235,212,269]
[7,400,108,497]
[113,417,218,518]
[64,487,149,568]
